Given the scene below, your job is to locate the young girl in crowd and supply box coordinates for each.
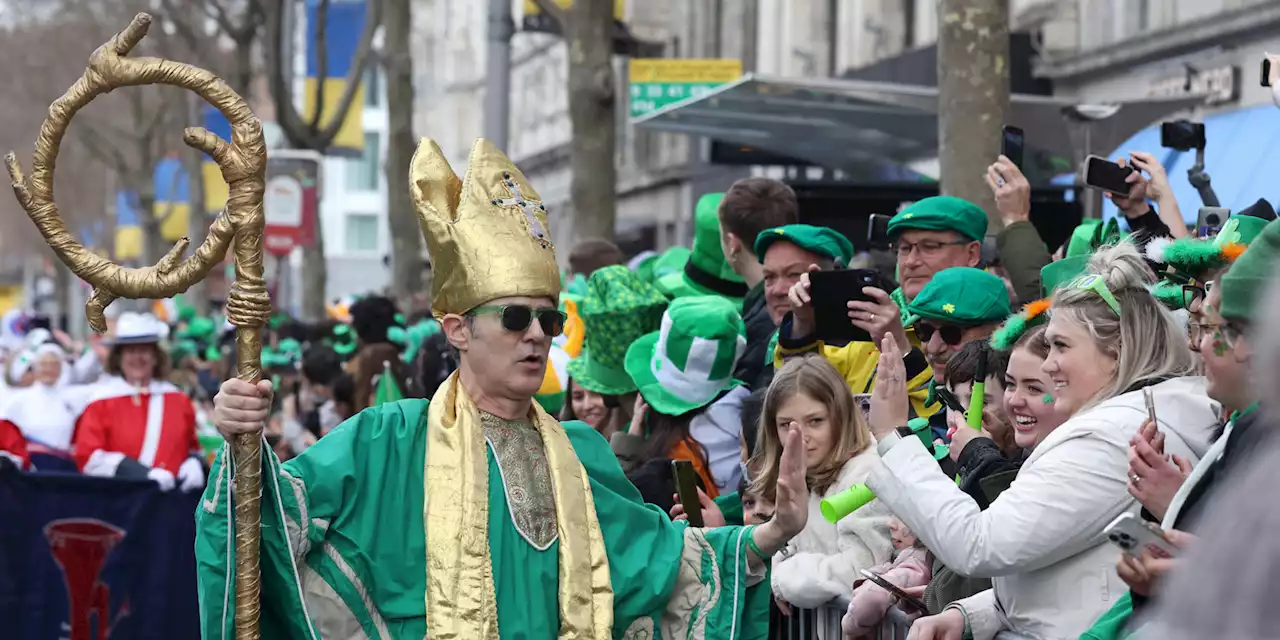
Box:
[559,378,612,436]
[871,243,1218,640]
[753,355,893,616]
[841,517,932,638]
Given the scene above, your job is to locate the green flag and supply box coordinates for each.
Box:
[373,360,404,406]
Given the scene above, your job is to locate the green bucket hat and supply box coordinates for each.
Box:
[754,224,854,266]
[655,193,747,304]
[1219,218,1280,321]
[566,265,669,395]
[624,295,746,416]
[904,267,1011,328]
[1040,255,1090,297]
[887,196,988,243]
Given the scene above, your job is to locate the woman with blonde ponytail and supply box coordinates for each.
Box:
[866,242,1218,640]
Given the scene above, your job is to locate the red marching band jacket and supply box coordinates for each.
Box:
[0,419,29,469]
[72,378,200,479]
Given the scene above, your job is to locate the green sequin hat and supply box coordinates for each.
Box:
[624,295,746,416]
[655,193,747,305]
[567,265,669,395]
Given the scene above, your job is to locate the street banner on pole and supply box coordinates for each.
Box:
[263,151,322,256]
[627,58,742,119]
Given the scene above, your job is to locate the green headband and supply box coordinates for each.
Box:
[1067,274,1122,317]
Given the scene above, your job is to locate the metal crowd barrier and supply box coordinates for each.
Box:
[769,597,1037,640]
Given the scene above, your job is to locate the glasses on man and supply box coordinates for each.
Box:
[1181,280,1214,312]
[915,322,964,346]
[891,239,970,258]
[1188,319,1246,350]
[469,305,567,336]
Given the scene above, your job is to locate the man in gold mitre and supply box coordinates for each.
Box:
[196,139,810,639]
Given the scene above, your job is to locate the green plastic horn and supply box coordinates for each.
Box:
[819,483,876,523]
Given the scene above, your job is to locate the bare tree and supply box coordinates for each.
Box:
[264,0,383,320]
[380,0,424,303]
[937,0,1010,231]
[531,0,618,245]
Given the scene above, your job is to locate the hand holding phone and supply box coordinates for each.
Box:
[859,569,930,614]
[1084,155,1136,196]
[672,460,704,527]
[1106,513,1178,559]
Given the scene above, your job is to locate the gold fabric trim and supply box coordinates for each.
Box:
[425,372,613,639]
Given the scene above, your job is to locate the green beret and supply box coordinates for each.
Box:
[905,267,1011,327]
[888,196,988,243]
[754,224,854,266]
[1219,218,1280,321]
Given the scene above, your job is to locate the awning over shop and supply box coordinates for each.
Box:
[632,74,1205,184]
[1102,103,1280,223]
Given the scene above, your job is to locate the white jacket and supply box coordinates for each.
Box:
[869,377,1218,640]
[772,446,895,610]
[689,386,750,494]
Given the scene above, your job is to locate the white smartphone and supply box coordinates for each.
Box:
[1105,513,1177,559]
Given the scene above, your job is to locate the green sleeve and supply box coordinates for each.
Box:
[997,220,1051,303]
[715,491,745,526]
[195,400,431,640]
[564,421,771,639]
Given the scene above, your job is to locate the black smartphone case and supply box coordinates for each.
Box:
[807,269,898,345]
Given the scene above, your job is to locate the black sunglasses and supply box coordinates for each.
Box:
[915,322,964,346]
[470,305,566,336]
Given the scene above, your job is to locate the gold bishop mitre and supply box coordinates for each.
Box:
[411,138,561,318]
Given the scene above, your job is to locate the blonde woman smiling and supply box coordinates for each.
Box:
[870,244,1218,640]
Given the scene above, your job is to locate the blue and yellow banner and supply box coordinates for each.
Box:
[304,0,366,156]
[153,156,190,243]
[114,190,143,261]
[202,106,232,215]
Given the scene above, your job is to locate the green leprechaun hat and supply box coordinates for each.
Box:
[1219,217,1280,321]
[655,193,747,305]
[624,295,746,416]
[567,265,669,395]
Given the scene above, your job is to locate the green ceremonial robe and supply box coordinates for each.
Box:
[195,399,772,639]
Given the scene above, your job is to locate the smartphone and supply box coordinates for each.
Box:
[1001,125,1025,169]
[1084,155,1135,196]
[672,460,703,527]
[934,386,967,414]
[1197,206,1229,237]
[1142,387,1158,426]
[852,393,873,424]
[866,213,891,249]
[1265,57,1273,87]
[1105,513,1178,559]
[1263,54,1280,86]
[807,269,898,344]
[859,569,930,614]
[1160,120,1205,151]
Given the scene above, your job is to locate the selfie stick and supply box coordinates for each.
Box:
[966,357,987,431]
[820,483,876,523]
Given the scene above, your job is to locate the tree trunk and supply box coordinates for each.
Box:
[565,0,618,244]
[302,236,328,320]
[186,128,212,315]
[936,0,1009,232]
[382,0,424,306]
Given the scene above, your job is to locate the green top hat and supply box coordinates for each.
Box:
[329,323,357,357]
[624,295,746,416]
[655,193,747,304]
[754,224,855,266]
[1040,255,1089,298]
[887,196,988,243]
[904,267,1011,328]
[1220,218,1280,321]
[566,265,669,395]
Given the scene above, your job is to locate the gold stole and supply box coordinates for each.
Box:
[424,372,613,638]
